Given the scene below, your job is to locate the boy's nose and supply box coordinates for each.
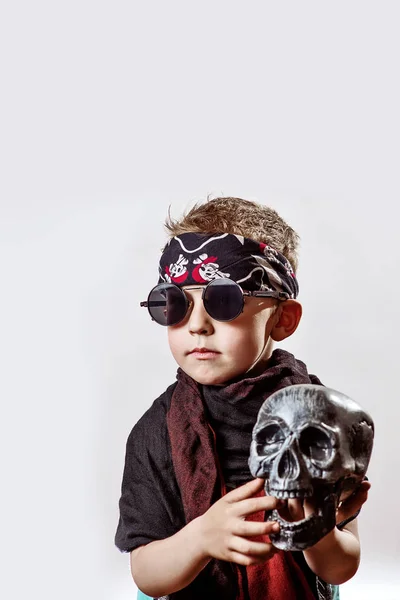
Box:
[188,298,214,336]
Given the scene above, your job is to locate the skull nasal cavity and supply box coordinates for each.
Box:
[278,450,300,479]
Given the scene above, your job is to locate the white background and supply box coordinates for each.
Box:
[1,1,399,599]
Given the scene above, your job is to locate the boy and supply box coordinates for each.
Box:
[115,197,370,600]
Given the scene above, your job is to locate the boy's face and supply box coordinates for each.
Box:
[167,286,281,385]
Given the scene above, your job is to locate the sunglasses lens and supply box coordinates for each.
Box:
[203,279,243,321]
[147,284,187,325]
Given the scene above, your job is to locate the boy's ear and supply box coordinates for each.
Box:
[270,300,302,342]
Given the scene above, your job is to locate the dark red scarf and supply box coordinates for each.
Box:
[166,349,319,600]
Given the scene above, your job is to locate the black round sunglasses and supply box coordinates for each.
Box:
[140,278,289,326]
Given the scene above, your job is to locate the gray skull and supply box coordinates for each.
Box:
[248,384,374,551]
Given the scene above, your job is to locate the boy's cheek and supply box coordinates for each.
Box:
[167,330,185,357]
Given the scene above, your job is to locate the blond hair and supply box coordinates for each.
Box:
[165,197,300,272]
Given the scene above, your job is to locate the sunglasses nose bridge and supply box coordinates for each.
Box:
[182,291,212,329]
[184,295,194,317]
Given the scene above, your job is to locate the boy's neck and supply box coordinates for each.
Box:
[244,338,276,378]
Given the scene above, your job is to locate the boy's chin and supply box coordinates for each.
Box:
[182,366,242,386]
[188,372,227,386]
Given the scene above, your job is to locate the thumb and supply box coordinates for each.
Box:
[337,480,371,523]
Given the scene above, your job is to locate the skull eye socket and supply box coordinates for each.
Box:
[299,427,333,463]
[256,424,285,454]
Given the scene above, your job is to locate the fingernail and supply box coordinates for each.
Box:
[272,523,280,532]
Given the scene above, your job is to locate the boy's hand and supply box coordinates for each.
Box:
[197,478,281,566]
[280,480,371,525]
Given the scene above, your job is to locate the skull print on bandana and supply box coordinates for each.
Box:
[248,384,374,551]
[165,254,189,284]
[192,254,231,283]
[158,232,299,297]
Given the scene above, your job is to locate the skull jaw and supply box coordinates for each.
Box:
[266,488,338,551]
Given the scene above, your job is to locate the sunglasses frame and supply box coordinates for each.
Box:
[140,279,290,326]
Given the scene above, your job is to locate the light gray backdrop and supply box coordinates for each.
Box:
[1,1,399,599]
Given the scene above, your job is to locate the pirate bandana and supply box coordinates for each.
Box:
[158,232,299,298]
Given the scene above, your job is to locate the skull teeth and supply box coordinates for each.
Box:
[271,508,318,529]
[271,489,313,499]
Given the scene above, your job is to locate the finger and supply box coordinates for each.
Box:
[337,482,370,522]
[287,499,305,521]
[339,480,371,504]
[359,480,371,494]
[233,520,280,538]
[229,536,277,558]
[303,497,317,518]
[237,495,281,516]
[225,478,265,503]
[342,481,370,510]
[276,499,304,522]
[229,545,279,566]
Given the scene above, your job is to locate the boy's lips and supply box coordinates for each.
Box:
[187,347,221,359]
